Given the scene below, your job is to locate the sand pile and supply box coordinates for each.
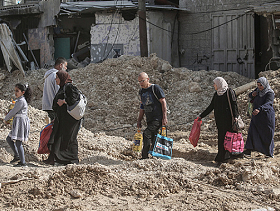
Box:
[0,55,279,210]
[0,54,254,139]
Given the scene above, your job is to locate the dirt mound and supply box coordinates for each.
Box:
[199,159,280,187]
[0,55,280,210]
[0,54,253,140]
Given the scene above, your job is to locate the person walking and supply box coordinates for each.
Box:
[42,57,67,121]
[244,77,275,158]
[197,77,239,164]
[137,72,168,159]
[44,70,82,165]
[4,83,32,167]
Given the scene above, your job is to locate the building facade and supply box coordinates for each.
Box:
[178,0,279,78]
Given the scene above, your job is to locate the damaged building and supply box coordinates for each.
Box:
[0,0,280,79]
[0,0,183,72]
[59,0,183,68]
[0,0,60,72]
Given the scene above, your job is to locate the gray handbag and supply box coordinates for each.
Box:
[226,89,245,131]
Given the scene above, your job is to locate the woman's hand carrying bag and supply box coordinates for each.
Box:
[226,90,244,131]
[38,123,52,154]
[224,131,244,154]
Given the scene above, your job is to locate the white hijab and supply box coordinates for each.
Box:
[213,77,228,96]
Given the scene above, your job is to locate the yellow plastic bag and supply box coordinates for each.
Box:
[132,129,143,152]
[6,99,15,124]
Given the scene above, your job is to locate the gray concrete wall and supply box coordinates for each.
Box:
[148,11,179,66]
[91,10,179,65]
[179,12,211,70]
[180,0,269,12]
[90,12,141,62]
[178,0,270,71]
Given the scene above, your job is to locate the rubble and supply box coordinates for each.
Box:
[0,55,279,210]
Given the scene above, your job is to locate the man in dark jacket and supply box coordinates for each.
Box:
[137,72,168,159]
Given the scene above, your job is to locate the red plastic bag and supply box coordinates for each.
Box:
[37,123,52,154]
[189,118,202,147]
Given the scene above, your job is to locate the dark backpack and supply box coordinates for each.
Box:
[151,84,170,114]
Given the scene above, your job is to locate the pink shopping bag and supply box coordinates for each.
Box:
[224,131,244,154]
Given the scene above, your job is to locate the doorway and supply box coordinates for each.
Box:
[212,12,255,78]
[254,14,273,77]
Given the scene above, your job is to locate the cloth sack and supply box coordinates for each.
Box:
[64,85,87,120]
[232,115,245,132]
[224,131,244,154]
[67,93,87,120]
[38,123,52,154]
[151,128,173,160]
[189,117,202,147]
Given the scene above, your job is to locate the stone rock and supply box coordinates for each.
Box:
[70,190,82,198]
[161,63,172,72]
[242,169,251,182]
[189,82,202,93]
[0,73,6,81]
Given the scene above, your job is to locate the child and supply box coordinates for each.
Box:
[4,83,32,167]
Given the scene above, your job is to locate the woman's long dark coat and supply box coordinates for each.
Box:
[48,83,81,164]
[200,88,238,162]
[245,89,275,157]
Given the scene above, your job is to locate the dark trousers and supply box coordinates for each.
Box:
[215,129,230,162]
[142,120,161,159]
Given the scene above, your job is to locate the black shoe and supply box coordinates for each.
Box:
[216,162,222,167]
[43,159,55,165]
[10,157,20,164]
[14,162,27,167]
[231,153,244,159]
[265,155,274,158]
[243,149,251,157]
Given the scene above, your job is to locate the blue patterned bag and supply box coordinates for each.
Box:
[151,128,173,160]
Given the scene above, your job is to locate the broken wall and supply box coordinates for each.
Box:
[26,0,60,68]
[90,10,178,65]
[56,15,95,62]
[28,27,53,68]
[90,11,142,62]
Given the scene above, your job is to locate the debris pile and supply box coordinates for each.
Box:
[0,54,254,139]
[0,55,279,210]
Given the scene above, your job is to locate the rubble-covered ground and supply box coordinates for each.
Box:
[0,55,280,210]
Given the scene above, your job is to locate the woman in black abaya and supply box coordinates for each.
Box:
[198,77,239,164]
[44,70,81,165]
